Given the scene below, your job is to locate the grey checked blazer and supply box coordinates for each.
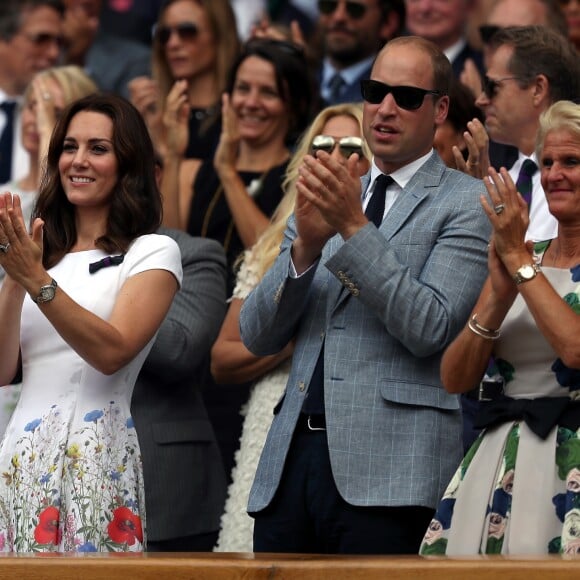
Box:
[131,229,228,542]
[240,152,491,512]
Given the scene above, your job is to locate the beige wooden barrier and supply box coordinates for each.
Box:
[0,553,578,580]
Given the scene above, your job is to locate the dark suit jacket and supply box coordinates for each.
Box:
[319,62,372,106]
[450,43,484,79]
[86,32,151,99]
[131,229,228,542]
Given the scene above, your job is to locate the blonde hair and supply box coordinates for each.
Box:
[536,100,580,164]
[152,0,240,112]
[25,65,98,104]
[252,103,371,281]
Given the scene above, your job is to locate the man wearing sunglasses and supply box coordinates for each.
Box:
[240,36,490,555]
[316,0,404,106]
[0,0,64,184]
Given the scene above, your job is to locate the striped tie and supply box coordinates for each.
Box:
[515,159,537,207]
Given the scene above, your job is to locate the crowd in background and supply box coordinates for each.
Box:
[1,0,580,556]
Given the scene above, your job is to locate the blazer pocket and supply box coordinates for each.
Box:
[152,420,214,444]
[379,380,460,411]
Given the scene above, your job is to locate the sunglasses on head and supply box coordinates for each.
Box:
[154,22,199,46]
[482,75,521,99]
[311,135,364,158]
[360,79,441,111]
[478,24,501,44]
[318,0,367,20]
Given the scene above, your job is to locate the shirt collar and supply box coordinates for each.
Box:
[366,149,434,194]
[322,55,375,89]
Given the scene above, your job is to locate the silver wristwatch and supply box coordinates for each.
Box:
[32,279,58,304]
[513,263,541,285]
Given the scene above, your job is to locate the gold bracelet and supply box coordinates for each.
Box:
[467,314,500,340]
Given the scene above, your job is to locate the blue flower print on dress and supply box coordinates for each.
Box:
[24,418,41,432]
[84,410,104,423]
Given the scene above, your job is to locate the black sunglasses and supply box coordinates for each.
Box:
[21,31,64,48]
[311,135,364,158]
[482,75,521,99]
[318,0,367,20]
[360,79,441,111]
[154,22,199,46]
[478,24,501,44]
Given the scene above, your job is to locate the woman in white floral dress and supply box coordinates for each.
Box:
[420,101,580,555]
[211,104,371,552]
[0,94,181,552]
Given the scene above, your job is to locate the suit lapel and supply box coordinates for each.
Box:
[329,154,445,313]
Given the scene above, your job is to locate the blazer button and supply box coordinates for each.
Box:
[298,381,306,392]
[337,270,346,280]
[351,288,360,296]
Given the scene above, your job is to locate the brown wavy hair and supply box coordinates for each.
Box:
[34,93,162,268]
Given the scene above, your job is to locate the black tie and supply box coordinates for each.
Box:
[0,101,16,184]
[328,73,346,103]
[515,159,537,207]
[365,174,392,227]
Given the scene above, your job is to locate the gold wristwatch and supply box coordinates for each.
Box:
[513,263,541,285]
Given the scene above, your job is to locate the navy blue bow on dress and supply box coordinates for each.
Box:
[473,395,580,439]
[88,254,125,274]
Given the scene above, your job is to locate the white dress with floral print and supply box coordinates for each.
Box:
[0,234,182,553]
[420,245,580,556]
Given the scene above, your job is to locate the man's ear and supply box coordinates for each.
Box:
[532,74,550,108]
[434,95,450,127]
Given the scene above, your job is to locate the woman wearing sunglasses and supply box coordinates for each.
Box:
[211,103,370,553]
[129,0,240,162]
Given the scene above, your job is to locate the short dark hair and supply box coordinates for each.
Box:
[489,26,580,105]
[227,38,315,145]
[35,93,163,268]
[0,0,64,40]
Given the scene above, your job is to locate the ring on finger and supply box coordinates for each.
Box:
[493,203,505,215]
[42,92,52,101]
[0,242,10,253]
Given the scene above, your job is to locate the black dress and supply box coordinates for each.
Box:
[187,158,288,294]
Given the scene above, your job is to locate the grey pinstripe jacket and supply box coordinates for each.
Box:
[240,152,491,512]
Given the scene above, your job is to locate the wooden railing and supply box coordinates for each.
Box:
[0,552,578,580]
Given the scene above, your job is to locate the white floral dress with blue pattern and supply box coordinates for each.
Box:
[0,234,182,553]
[420,241,580,555]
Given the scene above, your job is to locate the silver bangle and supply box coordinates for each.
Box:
[468,314,500,340]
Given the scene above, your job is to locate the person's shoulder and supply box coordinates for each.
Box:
[129,233,180,256]
[157,228,226,264]
[91,32,151,60]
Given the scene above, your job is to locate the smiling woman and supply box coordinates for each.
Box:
[421,100,580,555]
[0,93,182,553]
[161,36,315,293]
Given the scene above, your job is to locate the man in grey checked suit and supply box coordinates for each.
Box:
[131,228,228,551]
[240,36,491,554]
